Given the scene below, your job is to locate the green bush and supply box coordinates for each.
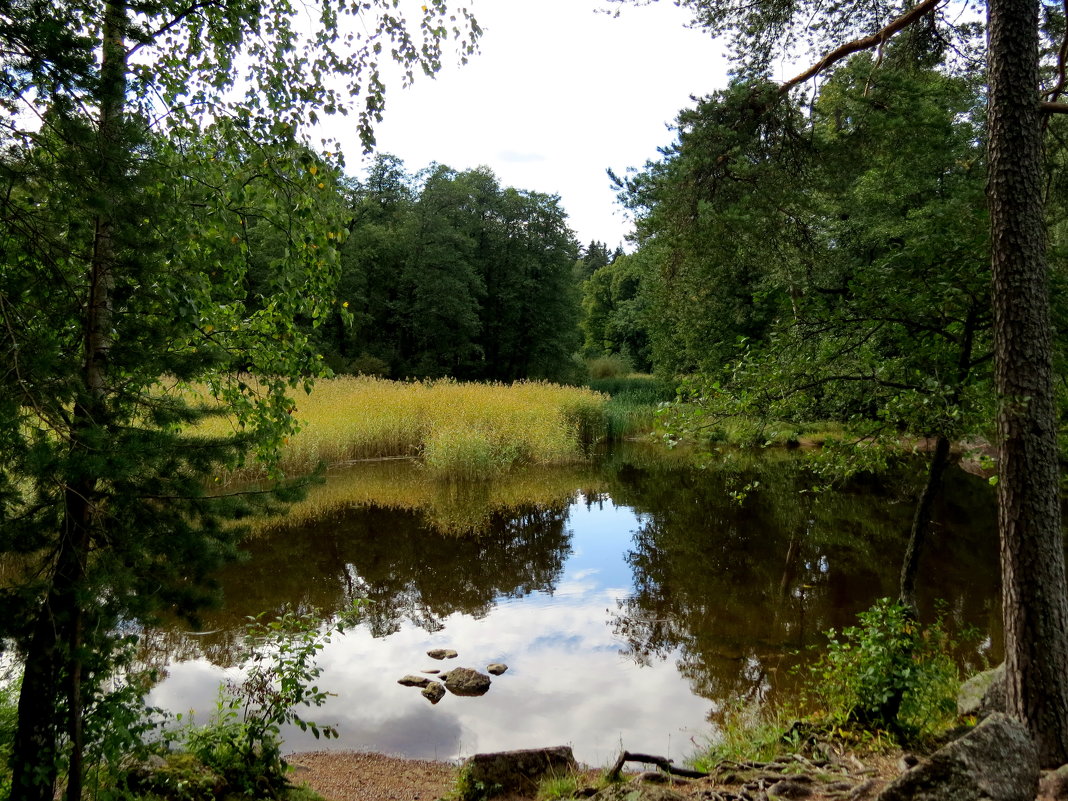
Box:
[129,606,357,800]
[586,354,633,380]
[0,672,18,797]
[807,598,959,740]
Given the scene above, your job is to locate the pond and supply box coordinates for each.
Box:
[145,443,1002,767]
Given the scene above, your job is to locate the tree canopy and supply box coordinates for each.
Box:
[0,1,479,797]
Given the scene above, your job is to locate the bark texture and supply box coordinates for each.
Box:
[987,0,1068,767]
[10,2,127,799]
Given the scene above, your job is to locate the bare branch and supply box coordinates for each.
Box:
[779,0,944,95]
[1043,0,1068,105]
[126,0,222,57]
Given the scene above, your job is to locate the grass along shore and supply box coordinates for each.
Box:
[202,376,609,482]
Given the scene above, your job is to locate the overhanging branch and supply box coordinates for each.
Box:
[779,0,944,95]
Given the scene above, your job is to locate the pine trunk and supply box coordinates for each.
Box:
[987,0,1068,767]
[10,2,127,798]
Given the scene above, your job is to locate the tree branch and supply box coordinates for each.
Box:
[779,0,943,95]
[1043,0,1068,106]
[126,0,222,57]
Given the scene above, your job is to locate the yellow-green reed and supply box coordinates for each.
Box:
[196,376,608,481]
[253,459,600,536]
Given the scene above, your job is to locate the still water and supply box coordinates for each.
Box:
[145,444,1002,766]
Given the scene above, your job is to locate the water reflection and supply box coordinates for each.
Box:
[146,445,1002,765]
[606,454,1002,708]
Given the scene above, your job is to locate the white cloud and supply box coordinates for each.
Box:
[328,0,730,248]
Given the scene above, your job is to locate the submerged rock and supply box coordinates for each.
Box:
[427,648,459,660]
[487,663,508,675]
[398,675,433,688]
[443,667,492,696]
[422,683,446,704]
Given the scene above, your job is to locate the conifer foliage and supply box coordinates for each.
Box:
[0,1,479,798]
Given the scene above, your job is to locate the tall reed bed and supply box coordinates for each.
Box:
[213,376,607,481]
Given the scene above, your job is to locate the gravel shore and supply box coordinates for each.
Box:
[287,751,459,801]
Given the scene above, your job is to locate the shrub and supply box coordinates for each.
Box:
[586,354,632,380]
[133,606,357,800]
[806,598,959,740]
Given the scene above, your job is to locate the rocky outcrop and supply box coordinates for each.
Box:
[462,746,578,798]
[442,667,492,696]
[957,663,1006,719]
[877,713,1038,801]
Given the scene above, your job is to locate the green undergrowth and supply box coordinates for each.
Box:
[587,374,675,439]
[696,599,964,771]
[0,610,349,801]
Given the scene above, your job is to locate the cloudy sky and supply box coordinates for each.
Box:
[332,0,734,249]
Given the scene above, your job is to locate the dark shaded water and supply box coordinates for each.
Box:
[146,444,1002,765]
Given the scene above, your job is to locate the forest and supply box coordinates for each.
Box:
[2,0,1068,799]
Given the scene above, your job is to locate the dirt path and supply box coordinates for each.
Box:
[286,748,901,801]
[287,751,459,801]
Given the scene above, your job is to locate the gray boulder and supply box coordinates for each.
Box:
[958,663,1006,719]
[443,667,492,696]
[877,713,1038,801]
[421,682,445,704]
[487,663,508,675]
[462,746,578,798]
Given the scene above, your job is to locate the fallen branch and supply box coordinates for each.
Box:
[606,751,710,782]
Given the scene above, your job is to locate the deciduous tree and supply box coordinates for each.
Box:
[0,1,479,798]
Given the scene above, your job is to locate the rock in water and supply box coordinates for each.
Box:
[443,667,492,696]
[422,683,445,704]
[397,675,433,688]
[427,648,459,660]
[487,663,508,675]
[463,746,578,798]
[877,713,1038,801]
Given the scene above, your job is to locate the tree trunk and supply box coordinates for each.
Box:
[10,2,127,798]
[898,434,951,613]
[988,0,1068,767]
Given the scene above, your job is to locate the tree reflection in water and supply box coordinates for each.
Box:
[142,445,1002,722]
[606,452,1002,709]
[144,495,573,667]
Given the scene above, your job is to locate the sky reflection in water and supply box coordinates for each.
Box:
[149,497,713,766]
[147,450,1002,767]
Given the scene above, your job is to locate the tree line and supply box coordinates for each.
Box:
[597,0,1068,769]
[319,154,583,383]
